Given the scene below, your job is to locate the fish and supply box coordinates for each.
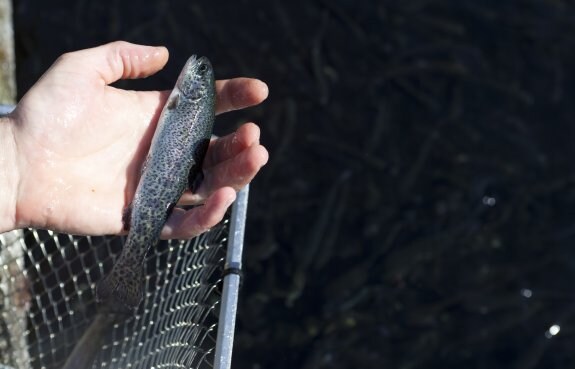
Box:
[96,55,216,310]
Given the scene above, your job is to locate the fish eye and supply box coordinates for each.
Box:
[198,63,208,74]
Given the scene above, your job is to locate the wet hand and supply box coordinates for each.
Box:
[3,41,268,237]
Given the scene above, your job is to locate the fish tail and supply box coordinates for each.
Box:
[96,261,145,309]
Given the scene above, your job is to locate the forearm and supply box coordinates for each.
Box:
[0,115,18,233]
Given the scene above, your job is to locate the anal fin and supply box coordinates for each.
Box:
[188,165,204,193]
[122,204,133,232]
[96,264,144,310]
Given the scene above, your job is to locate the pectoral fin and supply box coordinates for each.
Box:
[166,93,180,110]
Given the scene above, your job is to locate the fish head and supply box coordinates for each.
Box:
[176,55,215,101]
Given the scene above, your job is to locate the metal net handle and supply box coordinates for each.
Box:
[215,185,248,369]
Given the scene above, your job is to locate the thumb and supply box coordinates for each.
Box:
[55,41,169,85]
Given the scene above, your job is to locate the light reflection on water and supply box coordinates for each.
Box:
[545,324,560,339]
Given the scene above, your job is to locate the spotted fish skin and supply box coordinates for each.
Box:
[96,55,216,309]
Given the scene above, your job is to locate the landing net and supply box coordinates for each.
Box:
[0,185,248,369]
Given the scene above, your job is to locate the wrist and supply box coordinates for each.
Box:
[0,115,18,233]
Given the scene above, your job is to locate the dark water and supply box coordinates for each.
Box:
[13,1,575,368]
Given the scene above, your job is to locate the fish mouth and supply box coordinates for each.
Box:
[176,55,214,100]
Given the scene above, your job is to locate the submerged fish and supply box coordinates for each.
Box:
[97,55,216,309]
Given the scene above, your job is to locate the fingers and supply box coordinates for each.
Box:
[176,123,268,205]
[179,140,268,204]
[136,78,268,127]
[202,144,268,194]
[56,41,169,85]
[52,42,268,110]
[215,78,269,114]
[160,187,236,239]
[204,122,261,169]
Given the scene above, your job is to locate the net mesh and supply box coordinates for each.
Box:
[0,218,230,369]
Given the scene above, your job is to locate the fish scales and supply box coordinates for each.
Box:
[96,55,216,310]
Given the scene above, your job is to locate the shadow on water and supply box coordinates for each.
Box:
[12,1,575,368]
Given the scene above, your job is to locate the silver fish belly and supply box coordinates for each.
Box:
[96,55,216,309]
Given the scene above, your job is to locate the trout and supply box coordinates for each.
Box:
[96,55,216,309]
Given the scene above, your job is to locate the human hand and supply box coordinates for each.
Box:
[0,41,268,237]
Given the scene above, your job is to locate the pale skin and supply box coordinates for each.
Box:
[0,41,269,238]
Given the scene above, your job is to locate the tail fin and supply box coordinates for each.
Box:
[96,264,144,309]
